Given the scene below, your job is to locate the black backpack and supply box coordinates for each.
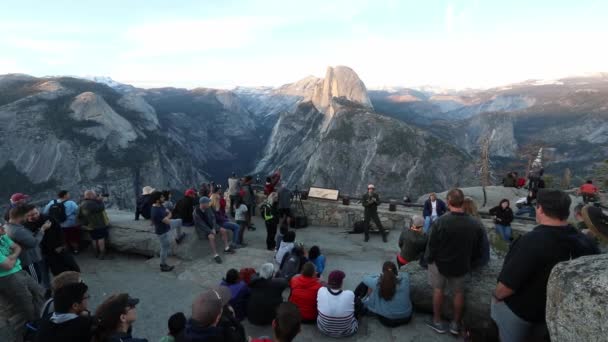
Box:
[277,250,301,280]
[48,200,67,223]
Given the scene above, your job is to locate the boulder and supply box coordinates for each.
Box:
[107,210,221,261]
[403,258,501,338]
[546,254,608,341]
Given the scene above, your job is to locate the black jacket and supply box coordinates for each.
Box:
[176,320,227,342]
[423,198,447,218]
[36,315,94,342]
[135,194,153,220]
[246,276,288,325]
[362,193,380,212]
[24,215,63,256]
[489,206,514,226]
[106,332,149,342]
[173,196,196,224]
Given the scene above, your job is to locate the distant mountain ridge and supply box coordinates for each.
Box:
[1,69,607,207]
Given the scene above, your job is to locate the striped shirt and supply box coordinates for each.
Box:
[316,287,358,337]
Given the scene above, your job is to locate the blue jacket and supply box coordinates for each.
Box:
[362,273,412,320]
[423,198,447,218]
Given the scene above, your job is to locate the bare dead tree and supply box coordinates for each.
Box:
[477,134,493,187]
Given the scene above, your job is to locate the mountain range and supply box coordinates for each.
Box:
[1,68,606,207]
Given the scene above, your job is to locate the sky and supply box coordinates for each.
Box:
[1,0,607,89]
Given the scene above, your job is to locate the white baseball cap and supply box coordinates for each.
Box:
[368,184,375,189]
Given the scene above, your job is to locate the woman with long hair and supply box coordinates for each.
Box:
[355,261,412,327]
[463,197,490,269]
[210,193,241,248]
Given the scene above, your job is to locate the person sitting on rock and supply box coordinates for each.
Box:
[463,197,490,270]
[491,189,599,342]
[489,199,514,242]
[288,262,323,323]
[193,196,235,264]
[355,261,412,327]
[307,245,325,277]
[234,197,249,245]
[422,192,447,234]
[502,172,516,188]
[277,244,308,281]
[41,271,82,318]
[150,191,175,272]
[160,312,186,342]
[425,189,485,336]
[78,190,112,260]
[220,269,250,321]
[135,186,155,221]
[93,294,146,342]
[0,221,45,325]
[162,190,186,244]
[250,302,302,342]
[210,194,241,249]
[173,189,197,227]
[316,270,359,338]
[36,282,94,342]
[247,263,288,326]
[578,180,599,204]
[275,230,296,265]
[397,215,427,267]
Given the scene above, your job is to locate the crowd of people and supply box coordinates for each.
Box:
[1,165,606,342]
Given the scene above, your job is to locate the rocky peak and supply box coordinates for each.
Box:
[312,66,373,130]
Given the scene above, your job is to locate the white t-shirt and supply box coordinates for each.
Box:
[431,200,437,217]
[317,287,358,337]
[235,204,248,221]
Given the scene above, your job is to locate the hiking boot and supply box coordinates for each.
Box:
[426,320,447,334]
[364,234,370,242]
[449,321,460,336]
[175,233,186,245]
[160,264,174,272]
[224,247,235,254]
[213,255,223,264]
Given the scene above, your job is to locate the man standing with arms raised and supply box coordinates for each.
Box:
[426,188,484,336]
[362,184,387,243]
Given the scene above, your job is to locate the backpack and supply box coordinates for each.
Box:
[277,250,301,280]
[48,199,67,223]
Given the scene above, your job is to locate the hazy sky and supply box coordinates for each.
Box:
[1,0,607,89]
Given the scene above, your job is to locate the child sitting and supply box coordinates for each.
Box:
[159,312,186,342]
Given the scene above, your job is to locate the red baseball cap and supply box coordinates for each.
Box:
[184,189,196,197]
[10,193,30,202]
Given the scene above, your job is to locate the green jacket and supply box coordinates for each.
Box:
[78,199,109,230]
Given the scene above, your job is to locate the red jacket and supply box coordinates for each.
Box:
[580,183,598,194]
[289,275,322,321]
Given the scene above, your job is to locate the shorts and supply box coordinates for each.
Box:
[278,208,292,218]
[428,263,465,292]
[89,226,109,240]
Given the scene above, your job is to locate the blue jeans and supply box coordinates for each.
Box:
[158,231,171,265]
[223,222,240,245]
[491,299,534,342]
[423,215,437,234]
[495,224,512,241]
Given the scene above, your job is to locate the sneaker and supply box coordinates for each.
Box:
[213,255,223,264]
[160,264,174,272]
[426,320,447,334]
[449,321,460,336]
[224,247,235,254]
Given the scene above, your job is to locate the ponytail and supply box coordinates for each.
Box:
[378,261,398,301]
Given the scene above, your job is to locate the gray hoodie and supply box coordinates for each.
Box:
[5,223,43,266]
